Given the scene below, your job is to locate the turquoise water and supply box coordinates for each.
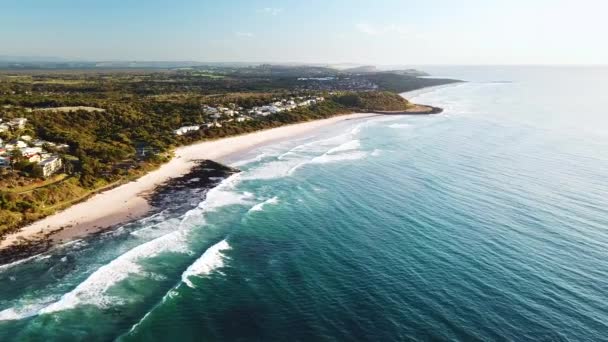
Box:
[1,66,608,341]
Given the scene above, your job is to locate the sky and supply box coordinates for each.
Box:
[1,0,607,65]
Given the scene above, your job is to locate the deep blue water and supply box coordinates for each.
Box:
[1,66,608,341]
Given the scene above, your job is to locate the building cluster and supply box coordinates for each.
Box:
[248,96,325,117]
[0,117,27,133]
[174,96,324,136]
[0,117,65,177]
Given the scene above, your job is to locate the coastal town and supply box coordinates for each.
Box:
[0,95,326,180]
[174,95,325,136]
[0,116,65,178]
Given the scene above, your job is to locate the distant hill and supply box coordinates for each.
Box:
[384,69,429,77]
[93,61,204,68]
[342,65,378,73]
[339,66,429,77]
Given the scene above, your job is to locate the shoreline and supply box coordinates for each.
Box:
[372,104,443,115]
[0,113,376,257]
[0,106,442,263]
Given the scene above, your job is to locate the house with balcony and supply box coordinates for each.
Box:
[39,155,62,177]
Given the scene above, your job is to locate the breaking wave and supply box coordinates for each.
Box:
[0,296,57,321]
[388,123,412,129]
[371,149,382,157]
[7,174,248,317]
[311,151,368,164]
[181,240,231,288]
[248,197,280,213]
[243,133,365,180]
[39,229,190,314]
[326,139,360,154]
[230,153,267,168]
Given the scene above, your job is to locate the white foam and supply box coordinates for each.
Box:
[0,307,34,321]
[243,159,304,180]
[311,151,368,164]
[248,197,280,213]
[326,139,361,155]
[130,217,181,238]
[181,240,231,288]
[39,229,189,314]
[0,254,39,273]
[371,149,382,157]
[291,133,353,154]
[388,123,412,129]
[351,122,364,135]
[277,151,296,160]
[241,128,365,180]
[197,174,252,212]
[231,152,267,168]
[37,175,247,315]
[0,296,57,321]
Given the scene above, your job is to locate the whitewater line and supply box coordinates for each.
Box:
[122,238,232,338]
[248,197,280,213]
[31,175,245,316]
[181,239,231,288]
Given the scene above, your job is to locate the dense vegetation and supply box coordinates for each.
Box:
[0,65,459,237]
[334,91,411,111]
[365,73,460,93]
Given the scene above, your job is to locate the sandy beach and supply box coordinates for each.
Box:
[0,113,374,250]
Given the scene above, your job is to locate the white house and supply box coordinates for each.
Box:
[21,147,43,155]
[5,140,27,150]
[8,118,27,130]
[174,125,200,136]
[39,156,62,177]
[202,106,218,115]
[203,121,222,128]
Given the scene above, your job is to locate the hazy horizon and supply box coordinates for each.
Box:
[2,55,608,68]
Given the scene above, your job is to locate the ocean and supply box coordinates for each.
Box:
[1,66,608,341]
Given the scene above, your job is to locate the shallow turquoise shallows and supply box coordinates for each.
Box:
[1,66,608,341]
